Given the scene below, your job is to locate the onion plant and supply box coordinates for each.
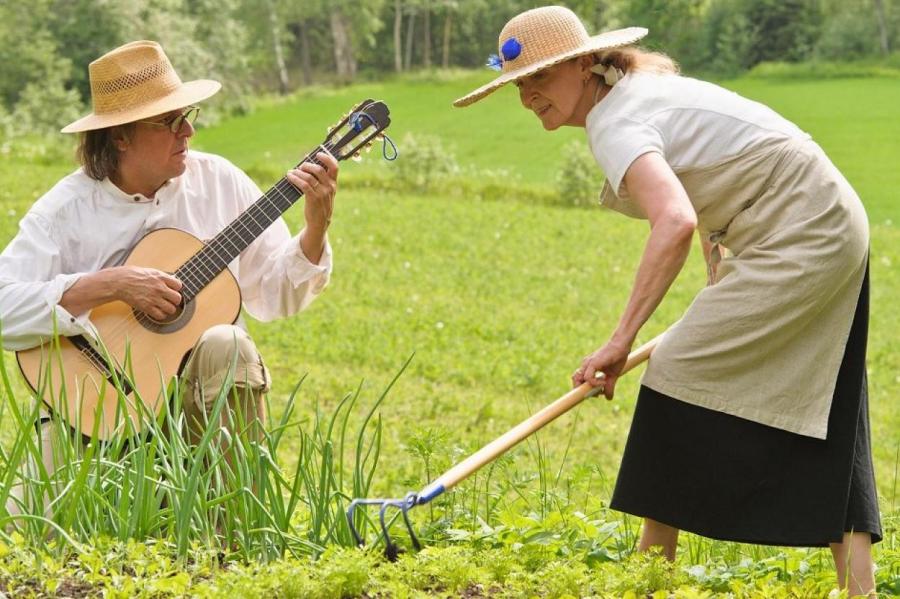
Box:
[0,336,407,564]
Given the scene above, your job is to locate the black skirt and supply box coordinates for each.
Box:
[610,266,882,547]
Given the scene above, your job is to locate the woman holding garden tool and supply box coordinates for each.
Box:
[454,6,879,596]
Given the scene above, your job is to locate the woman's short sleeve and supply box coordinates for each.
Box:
[588,117,665,197]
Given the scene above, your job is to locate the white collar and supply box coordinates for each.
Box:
[99,176,172,204]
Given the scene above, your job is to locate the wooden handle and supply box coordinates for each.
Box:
[431,333,662,493]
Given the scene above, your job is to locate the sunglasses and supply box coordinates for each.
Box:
[136,106,200,133]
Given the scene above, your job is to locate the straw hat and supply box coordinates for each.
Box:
[454,6,647,107]
[61,40,221,133]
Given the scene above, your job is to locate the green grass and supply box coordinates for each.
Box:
[0,71,899,597]
[192,71,900,223]
[192,71,583,188]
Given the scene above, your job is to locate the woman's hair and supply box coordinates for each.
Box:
[595,46,679,75]
[76,123,135,181]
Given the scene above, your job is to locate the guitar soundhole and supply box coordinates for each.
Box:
[136,299,196,334]
[149,301,184,324]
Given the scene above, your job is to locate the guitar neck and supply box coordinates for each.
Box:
[175,143,333,303]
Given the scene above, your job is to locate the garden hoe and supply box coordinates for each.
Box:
[347,333,662,560]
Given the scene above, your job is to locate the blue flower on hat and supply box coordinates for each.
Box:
[485,37,523,71]
[501,37,522,61]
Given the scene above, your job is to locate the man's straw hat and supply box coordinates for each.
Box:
[454,6,647,107]
[61,40,221,133]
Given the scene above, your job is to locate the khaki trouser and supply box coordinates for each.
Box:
[5,324,270,519]
[179,324,269,443]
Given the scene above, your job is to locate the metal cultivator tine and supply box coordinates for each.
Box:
[346,491,421,561]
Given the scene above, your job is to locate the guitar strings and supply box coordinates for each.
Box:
[175,142,336,299]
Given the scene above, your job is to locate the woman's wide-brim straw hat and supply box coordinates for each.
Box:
[454,6,647,107]
[61,40,221,133]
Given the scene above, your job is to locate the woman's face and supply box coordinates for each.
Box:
[516,59,589,130]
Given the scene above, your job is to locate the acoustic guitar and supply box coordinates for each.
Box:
[16,99,391,439]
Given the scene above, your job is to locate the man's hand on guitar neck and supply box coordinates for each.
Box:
[59,265,183,322]
[286,151,339,265]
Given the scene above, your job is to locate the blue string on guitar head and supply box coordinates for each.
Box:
[349,111,398,161]
[381,134,398,161]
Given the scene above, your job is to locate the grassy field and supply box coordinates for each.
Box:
[0,71,898,597]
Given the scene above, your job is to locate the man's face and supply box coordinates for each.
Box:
[120,106,196,187]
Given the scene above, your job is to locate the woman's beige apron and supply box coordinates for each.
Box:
[600,137,869,439]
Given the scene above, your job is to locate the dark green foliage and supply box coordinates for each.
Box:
[620,0,708,70]
[0,1,81,134]
[816,8,884,59]
[696,0,825,75]
[44,0,125,103]
[739,0,823,65]
[2,0,900,135]
[702,1,761,75]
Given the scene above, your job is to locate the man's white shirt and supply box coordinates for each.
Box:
[0,150,332,350]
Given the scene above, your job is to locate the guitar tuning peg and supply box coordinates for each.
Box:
[364,142,373,153]
[351,152,362,162]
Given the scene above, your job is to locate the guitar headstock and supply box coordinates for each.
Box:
[324,99,392,162]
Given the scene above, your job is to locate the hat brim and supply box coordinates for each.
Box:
[61,79,222,133]
[453,27,648,108]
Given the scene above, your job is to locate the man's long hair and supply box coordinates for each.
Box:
[76,124,135,180]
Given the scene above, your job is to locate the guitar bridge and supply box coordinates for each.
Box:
[69,335,135,395]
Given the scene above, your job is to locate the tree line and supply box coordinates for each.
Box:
[1,0,896,137]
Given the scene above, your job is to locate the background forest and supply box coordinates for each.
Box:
[1,0,898,138]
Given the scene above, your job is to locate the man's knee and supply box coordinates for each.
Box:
[180,325,270,424]
[186,325,269,389]
[195,324,258,365]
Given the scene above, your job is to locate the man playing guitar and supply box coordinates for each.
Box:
[0,41,339,517]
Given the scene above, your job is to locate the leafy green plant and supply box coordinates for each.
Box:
[555,140,604,207]
[392,132,461,192]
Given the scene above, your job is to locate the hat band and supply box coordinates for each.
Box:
[501,35,589,74]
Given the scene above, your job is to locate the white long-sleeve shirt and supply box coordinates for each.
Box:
[0,150,332,351]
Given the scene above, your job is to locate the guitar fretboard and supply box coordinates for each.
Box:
[174,143,333,302]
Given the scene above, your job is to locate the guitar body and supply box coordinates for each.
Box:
[16,228,242,439]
